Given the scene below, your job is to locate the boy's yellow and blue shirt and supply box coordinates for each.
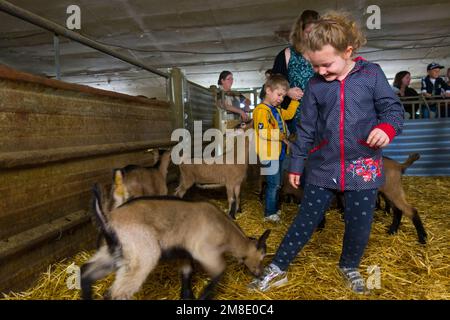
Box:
[253,100,299,161]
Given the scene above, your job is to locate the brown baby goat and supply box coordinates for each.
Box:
[379,153,426,243]
[110,149,171,209]
[81,185,270,300]
[174,128,252,219]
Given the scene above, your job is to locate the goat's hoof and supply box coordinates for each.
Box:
[181,292,196,300]
[387,227,398,235]
[418,235,427,245]
[103,290,112,300]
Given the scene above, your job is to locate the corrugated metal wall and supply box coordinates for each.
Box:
[184,82,216,133]
[184,81,217,156]
[383,118,450,176]
[0,65,174,292]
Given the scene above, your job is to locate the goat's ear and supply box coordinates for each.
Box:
[257,229,271,250]
[113,169,124,188]
[112,169,127,207]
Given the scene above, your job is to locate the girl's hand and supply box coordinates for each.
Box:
[288,173,301,189]
[367,128,390,148]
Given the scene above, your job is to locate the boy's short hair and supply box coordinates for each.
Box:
[265,74,289,92]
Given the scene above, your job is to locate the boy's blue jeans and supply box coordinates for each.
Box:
[262,160,283,217]
[420,104,437,118]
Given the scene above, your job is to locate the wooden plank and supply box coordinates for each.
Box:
[0,140,173,168]
[0,218,96,293]
[0,150,161,239]
[0,64,167,106]
[0,65,177,292]
[0,210,90,260]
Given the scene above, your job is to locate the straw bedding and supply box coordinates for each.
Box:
[2,176,449,300]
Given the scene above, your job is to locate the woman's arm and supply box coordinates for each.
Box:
[217,95,249,121]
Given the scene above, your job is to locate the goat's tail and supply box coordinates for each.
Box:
[400,153,420,173]
[92,184,120,252]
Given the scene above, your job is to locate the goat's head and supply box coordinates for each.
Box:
[233,119,254,131]
[241,229,271,277]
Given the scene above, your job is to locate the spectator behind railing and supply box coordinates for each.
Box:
[420,62,450,118]
[392,71,418,119]
[217,70,251,122]
[446,67,450,87]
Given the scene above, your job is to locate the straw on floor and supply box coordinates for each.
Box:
[2,176,449,300]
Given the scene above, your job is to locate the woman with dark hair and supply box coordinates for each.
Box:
[272,10,320,134]
[392,71,418,97]
[217,71,250,121]
[392,71,418,119]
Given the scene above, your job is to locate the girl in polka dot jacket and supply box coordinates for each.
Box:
[249,12,404,294]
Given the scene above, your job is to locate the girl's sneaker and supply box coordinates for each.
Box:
[264,213,281,222]
[248,263,287,292]
[339,267,369,294]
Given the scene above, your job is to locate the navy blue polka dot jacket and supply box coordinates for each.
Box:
[289,59,404,191]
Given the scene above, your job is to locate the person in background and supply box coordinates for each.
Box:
[217,71,251,121]
[272,9,320,135]
[420,63,450,118]
[249,12,404,295]
[259,69,274,100]
[445,67,450,86]
[392,71,418,119]
[393,71,418,97]
[253,74,299,222]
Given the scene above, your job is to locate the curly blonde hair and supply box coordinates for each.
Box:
[302,12,366,54]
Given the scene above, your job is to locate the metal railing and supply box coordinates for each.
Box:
[0,0,217,132]
[400,95,449,119]
[0,1,169,79]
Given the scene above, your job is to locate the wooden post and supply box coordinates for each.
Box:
[169,67,185,129]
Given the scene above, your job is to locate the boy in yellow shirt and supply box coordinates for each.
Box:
[253,74,300,221]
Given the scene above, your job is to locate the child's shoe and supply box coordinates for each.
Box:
[264,213,281,222]
[248,263,287,292]
[339,267,369,295]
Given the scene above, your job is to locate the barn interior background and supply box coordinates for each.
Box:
[0,0,449,300]
[0,0,449,96]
